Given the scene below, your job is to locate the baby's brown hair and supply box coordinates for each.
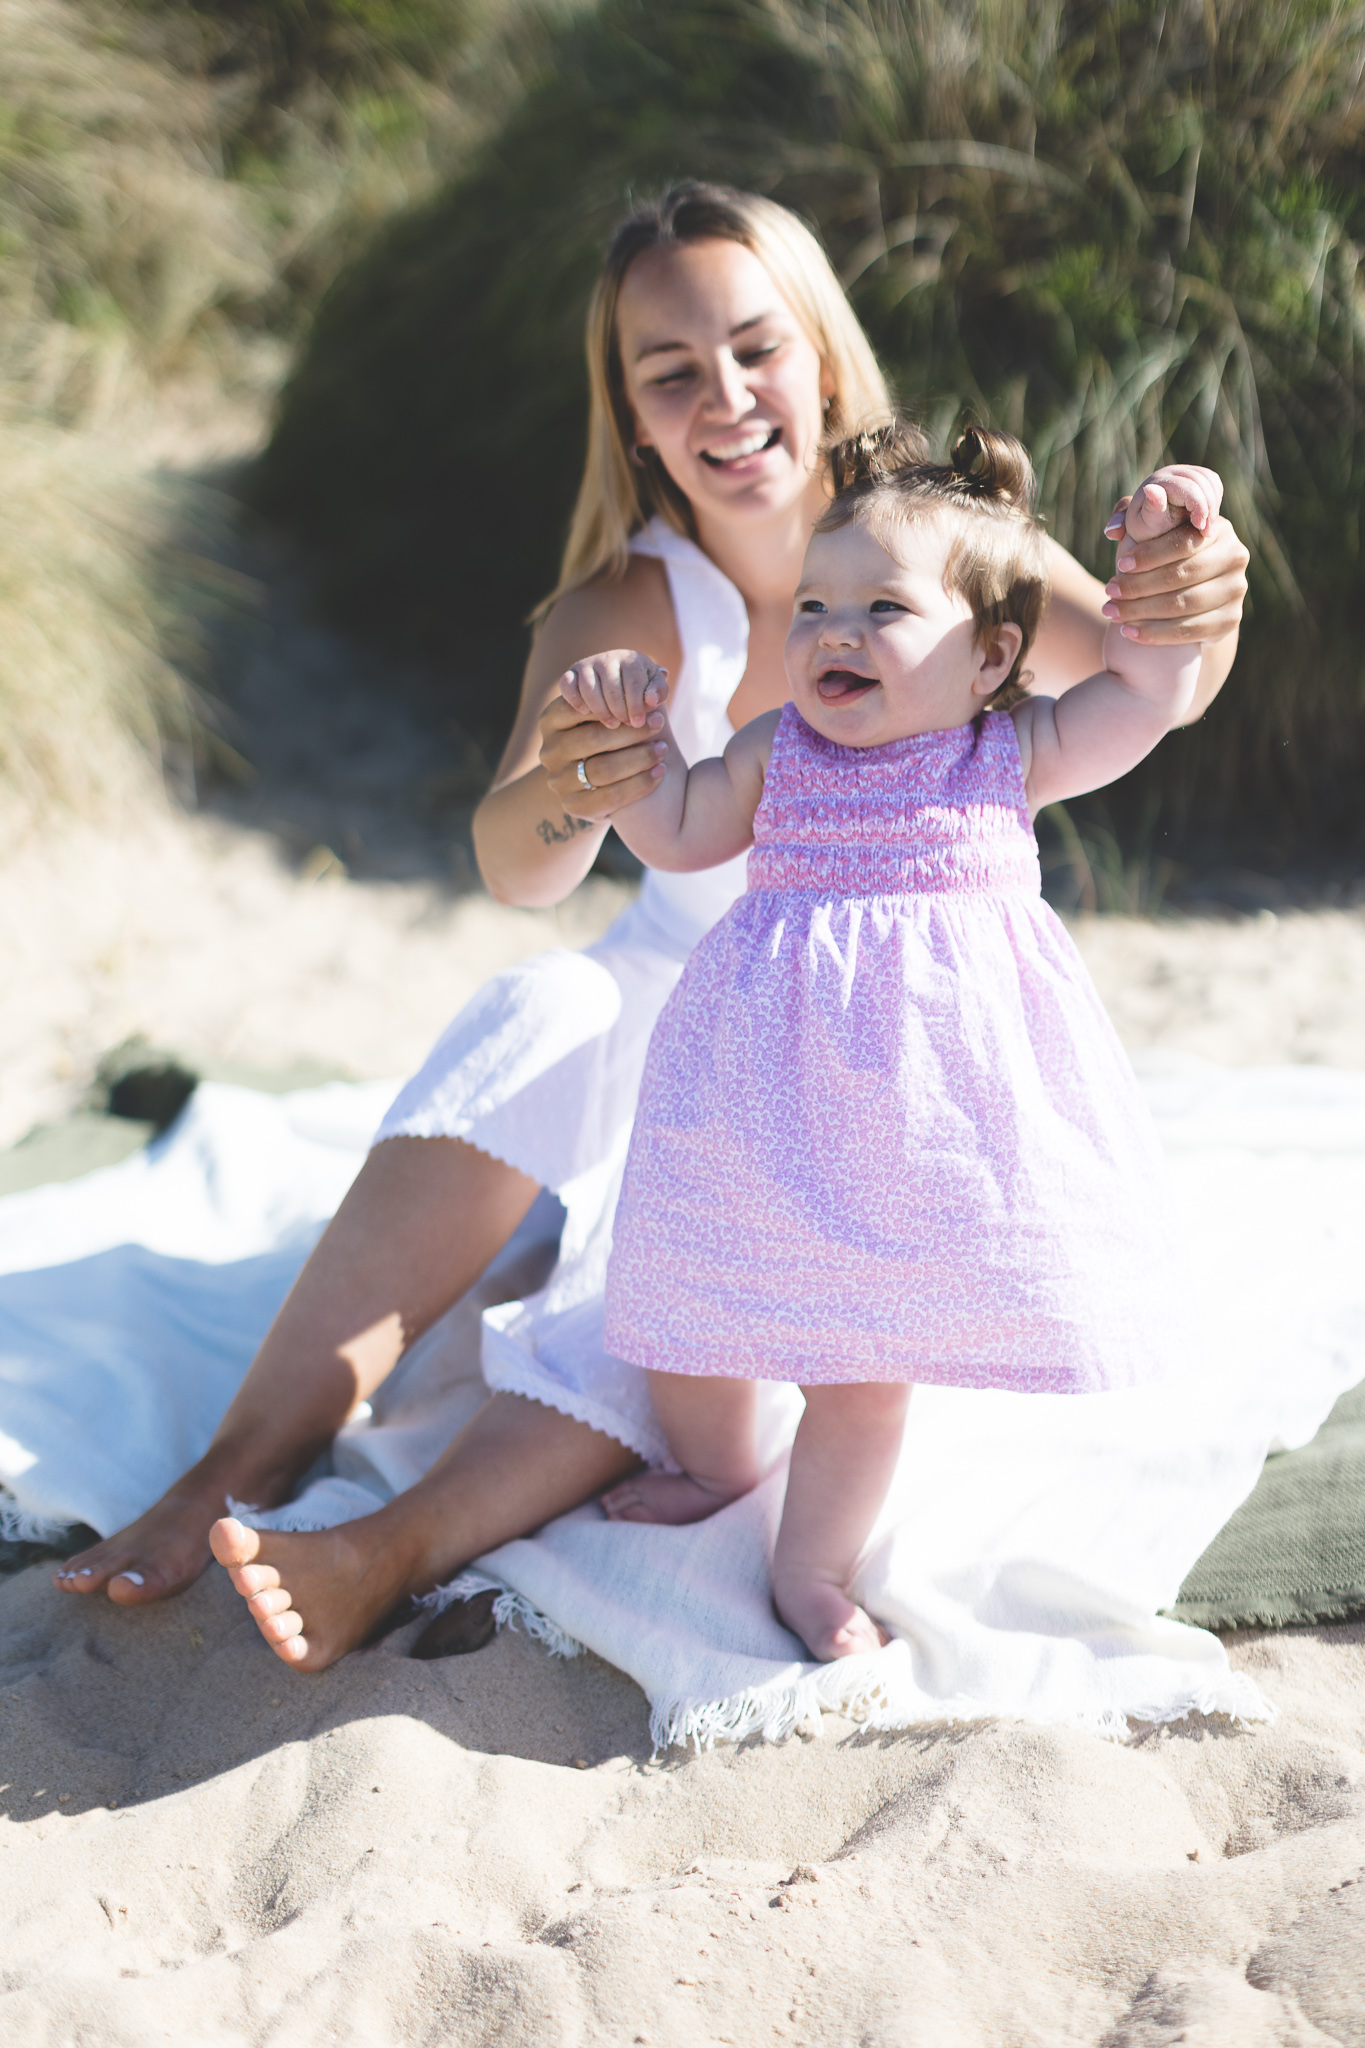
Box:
[817,421,1051,710]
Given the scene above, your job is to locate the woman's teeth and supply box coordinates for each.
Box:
[701,428,780,466]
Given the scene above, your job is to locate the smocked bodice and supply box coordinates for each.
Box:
[747,705,1041,898]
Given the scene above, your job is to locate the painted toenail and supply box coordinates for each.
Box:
[78,1569,92,1576]
[118,1571,145,1586]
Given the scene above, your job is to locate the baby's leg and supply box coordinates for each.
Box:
[772,1381,911,1661]
[601,1373,761,1525]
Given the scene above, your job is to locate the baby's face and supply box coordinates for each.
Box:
[785,515,997,748]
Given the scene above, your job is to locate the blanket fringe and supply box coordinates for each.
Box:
[0,1493,74,1546]
[412,1573,1277,1752]
[651,1662,1276,1753]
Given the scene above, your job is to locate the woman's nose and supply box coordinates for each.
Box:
[701,352,757,420]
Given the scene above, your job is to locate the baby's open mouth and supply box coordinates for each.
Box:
[816,669,877,703]
[699,427,781,468]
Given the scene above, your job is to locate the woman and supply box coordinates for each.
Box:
[54,183,1249,1666]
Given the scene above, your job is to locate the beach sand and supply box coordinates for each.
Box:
[3,804,1365,2043]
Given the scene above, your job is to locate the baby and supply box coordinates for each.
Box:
[561,425,1219,1663]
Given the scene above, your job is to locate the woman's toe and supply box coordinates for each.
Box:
[247,1586,292,1620]
[209,1516,260,1571]
[106,1567,164,1605]
[229,1561,280,1598]
[54,1555,118,1593]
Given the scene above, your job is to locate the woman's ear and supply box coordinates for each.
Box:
[971,623,1025,698]
[819,359,836,407]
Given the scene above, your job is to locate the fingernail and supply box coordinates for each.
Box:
[1104,581,1120,596]
[647,713,664,728]
[1119,625,1140,640]
[1101,602,1120,620]
[1116,553,1136,571]
[653,741,667,755]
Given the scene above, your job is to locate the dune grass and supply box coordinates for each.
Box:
[0,420,212,828]
[259,0,1365,867]
[0,0,534,823]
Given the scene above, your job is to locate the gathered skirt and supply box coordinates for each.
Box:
[604,887,1186,1393]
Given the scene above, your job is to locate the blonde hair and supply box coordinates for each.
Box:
[539,182,891,619]
[818,421,1052,709]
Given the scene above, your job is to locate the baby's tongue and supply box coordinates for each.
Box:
[817,670,876,703]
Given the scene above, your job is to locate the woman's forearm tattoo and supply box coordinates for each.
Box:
[536,812,595,846]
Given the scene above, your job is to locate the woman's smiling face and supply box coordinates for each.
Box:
[615,237,833,529]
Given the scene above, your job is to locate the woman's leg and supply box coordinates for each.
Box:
[54,1137,541,1605]
[209,1391,641,1670]
[601,1371,761,1525]
[771,1381,911,1662]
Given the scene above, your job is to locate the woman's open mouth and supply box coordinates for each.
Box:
[699,427,782,468]
[816,669,877,703]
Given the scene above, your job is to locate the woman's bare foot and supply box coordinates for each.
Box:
[53,1484,237,1606]
[210,1516,417,1671]
[600,1471,748,1526]
[774,1573,889,1662]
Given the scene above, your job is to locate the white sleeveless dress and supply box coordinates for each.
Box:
[374,518,751,1463]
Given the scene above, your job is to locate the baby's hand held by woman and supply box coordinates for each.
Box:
[559,649,669,730]
[1101,466,1236,648]
[1106,464,1224,550]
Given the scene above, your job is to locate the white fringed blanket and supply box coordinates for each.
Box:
[2,1060,1363,1747]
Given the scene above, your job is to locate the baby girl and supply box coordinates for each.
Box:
[560,424,1218,1664]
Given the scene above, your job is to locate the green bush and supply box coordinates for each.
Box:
[258,0,1365,865]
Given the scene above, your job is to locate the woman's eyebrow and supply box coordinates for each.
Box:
[633,311,777,363]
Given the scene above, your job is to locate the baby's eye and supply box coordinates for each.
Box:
[797,599,827,613]
[870,599,907,613]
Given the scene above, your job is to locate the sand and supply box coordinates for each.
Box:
[4,798,1365,2042]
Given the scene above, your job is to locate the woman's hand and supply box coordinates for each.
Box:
[1101,467,1249,645]
[538,690,667,823]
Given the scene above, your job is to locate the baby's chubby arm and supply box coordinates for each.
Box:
[559,651,775,871]
[1016,466,1217,813]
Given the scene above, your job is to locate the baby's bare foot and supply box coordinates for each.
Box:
[53,1491,226,1606]
[600,1472,746,1526]
[210,1516,412,1671]
[775,1576,889,1662]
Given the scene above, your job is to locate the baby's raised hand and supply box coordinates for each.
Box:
[1105,465,1224,547]
[559,649,669,730]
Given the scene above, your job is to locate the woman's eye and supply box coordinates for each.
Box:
[651,368,695,388]
[738,342,780,367]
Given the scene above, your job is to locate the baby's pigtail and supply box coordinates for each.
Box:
[950,425,1036,513]
[826,419,934,499]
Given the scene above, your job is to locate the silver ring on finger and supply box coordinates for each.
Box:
[575,759,592,791]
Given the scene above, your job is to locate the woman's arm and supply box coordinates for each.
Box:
[472,560,682,908]
[1020,473,1213,811]
[1031,503,1248,722]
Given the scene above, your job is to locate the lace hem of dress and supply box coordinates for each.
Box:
[479,1350,670,1466]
